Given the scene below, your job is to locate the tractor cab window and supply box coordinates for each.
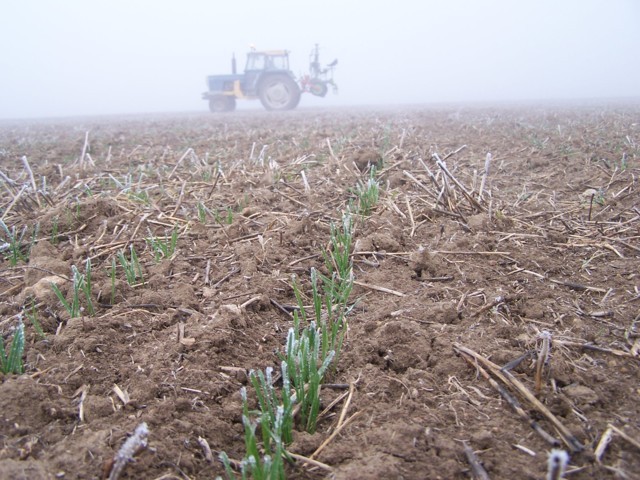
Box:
[268,55,289,70]
[245,53,289,71]
[246,53,266,71]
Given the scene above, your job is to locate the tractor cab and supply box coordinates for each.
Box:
[245,50,290,72]
[242,50,292,94]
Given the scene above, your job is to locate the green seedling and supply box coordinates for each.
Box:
[314,269,353,365]
[128,190,150,205]
[324,212,353,283]
[51,217,60,245]
[109,257,117,304]
[219,387,289,480]
[197,202,208,223]
[147,226,178,262]
[249,364,295,447]
[0,219,29,266]
[0,320,25,375]
[117,245,144,285]
[51,259,95,318]
[25,301,45,339]
[354,171,380,216]
[282,312,335,433]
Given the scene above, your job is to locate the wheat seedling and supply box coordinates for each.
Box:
[283,315,335,434]
[197,202,209,224]
[25,300,45,339]
[109,257,117,304]
[117,245,144,285]
[51,259,95,318]
[219,387,289,480]
[0,320,25,374]
[0,219,29,266]
[147,226,178,262]
[249,364,295,446]
[353,170,380,216]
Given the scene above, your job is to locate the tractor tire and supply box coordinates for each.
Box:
[209,95,235,113]
[310,80,328,98]
[258,74,301,111]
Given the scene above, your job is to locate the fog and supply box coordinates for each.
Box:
[1,0,639,119]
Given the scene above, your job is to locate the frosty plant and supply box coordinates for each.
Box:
[147,226,179,262]
[353,169,380,216]
[324,212,354,284]
[283,311,335,434]
[117,245,144,285]
[249,365,295,446]
[0,319,25,374]
[51,259,95,318]
[0,219,29,266]
[287,319,335,434]
[318,212,355,360]
[219,387,290,480]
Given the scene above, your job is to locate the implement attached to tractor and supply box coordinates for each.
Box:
[202,44,337,112]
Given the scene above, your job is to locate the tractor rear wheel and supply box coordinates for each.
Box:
[209,95,235,113]
[258,74,301,111]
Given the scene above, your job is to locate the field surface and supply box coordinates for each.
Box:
[1,104,639,479]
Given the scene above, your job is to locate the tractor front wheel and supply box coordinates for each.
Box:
[258,75,301,111]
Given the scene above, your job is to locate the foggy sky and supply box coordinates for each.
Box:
[1,0,639,119]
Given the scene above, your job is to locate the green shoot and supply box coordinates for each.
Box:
[219,387,289,480]
[51,217,60,245]
[117,245,144,285]
[51,259,95,318]
[109,257,117,304]
[312,268,352,364]
[283,315,335,433]
[354,171,380,216]
[197,202,208,224]
[324,212,353,282]
[249,364,295,446]
[146,226,179,262]
[25,300,45,339]
[0,320,25,374]
[83,258,94,315]
[0,219,29,266]
[128,190,150,205]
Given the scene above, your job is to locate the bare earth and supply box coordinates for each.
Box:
[0,103,639,479]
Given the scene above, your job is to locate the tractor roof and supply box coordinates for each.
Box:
[251,50,289,56]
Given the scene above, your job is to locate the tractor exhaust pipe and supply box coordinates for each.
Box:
[231,53,237,75]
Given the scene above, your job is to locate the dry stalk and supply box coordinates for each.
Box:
[478,152,492,201]
[455,345,561,447]
[353,280,405,297]
[107,422,149,480]
[197,436,215,464]
[462,441,490,480]
[433,153,484,212]
[79,131,89,168]
[546,449,569,480]
[535,330,552,394]
[454,343,583,452]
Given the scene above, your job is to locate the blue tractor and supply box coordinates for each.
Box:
[202,45,337,112]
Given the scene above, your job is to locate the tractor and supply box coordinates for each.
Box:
[202,44,337,112]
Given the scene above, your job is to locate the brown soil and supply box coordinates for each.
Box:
[0,104,639,479]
